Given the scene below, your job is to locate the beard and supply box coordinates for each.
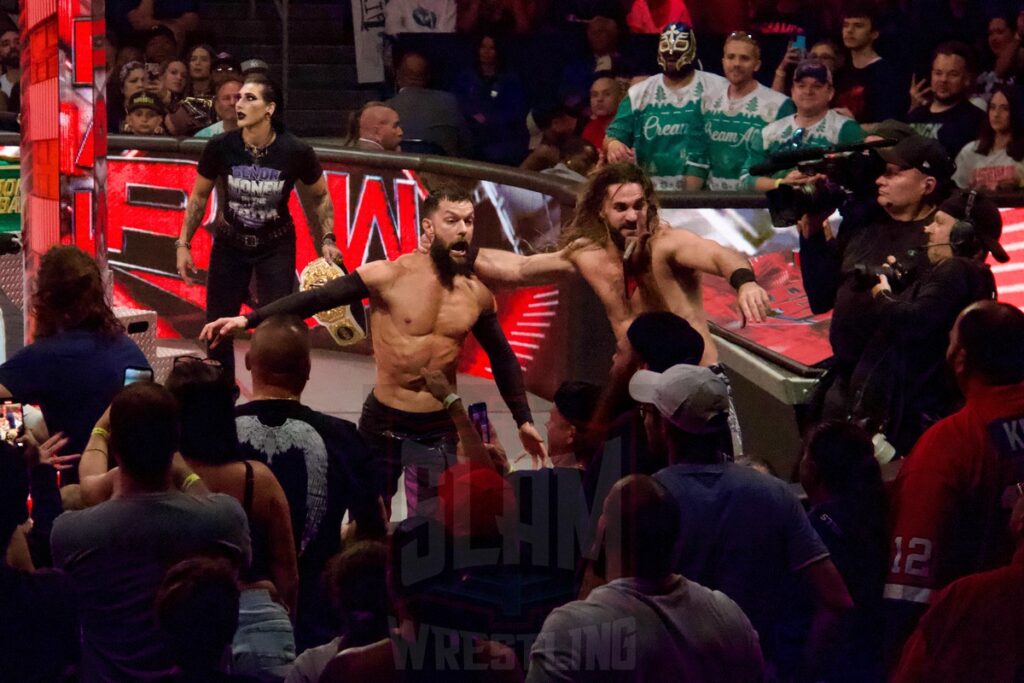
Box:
[1,50,18,69]
[933,90,962,106]
[608,226,628,252]
[662,63,695,80]
[430,237,478,287]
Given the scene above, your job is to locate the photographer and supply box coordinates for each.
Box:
[797,134,955,431]
[855,190,1004,454]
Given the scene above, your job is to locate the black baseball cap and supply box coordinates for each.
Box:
[145,24,176,44]
[878,134,954,182]
[553,381,602,427]
[212,52,241,73]
[940,190,1010,263]
[872,119,916,143]
[627,312,705,371]
[126,91,165,115]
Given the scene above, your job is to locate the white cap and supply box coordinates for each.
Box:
[629,364,729,433]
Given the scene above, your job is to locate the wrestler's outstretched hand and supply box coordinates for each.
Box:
[200,316,248,347]
[737,282,771,325]
[518,422,547,464]
[322,242,344,265]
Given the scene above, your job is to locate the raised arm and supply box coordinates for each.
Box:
[421,369,494,470]
[474,246,577,288]
[296,175,343,264]
[200,260,388,344]
[655,227,771,323]
[571,244,634,340]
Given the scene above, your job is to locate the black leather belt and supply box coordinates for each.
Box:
[217,224,294,251]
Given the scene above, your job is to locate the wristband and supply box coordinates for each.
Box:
[729,267,758,290]
[442,393,461,410]
[174,240,190,249]
[321,233,337,245]
[183,473,201,490]
[91,427,109,439]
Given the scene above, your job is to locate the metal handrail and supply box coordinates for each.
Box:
[101,134,586,205]
[10,128,1024,375]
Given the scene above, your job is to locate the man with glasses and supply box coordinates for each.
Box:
[703,31,794,191]
[740,59,864,191]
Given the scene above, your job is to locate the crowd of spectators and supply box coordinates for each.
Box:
[5,242,1024,681]
[3,0,1024,681]
[91,0,1024,196]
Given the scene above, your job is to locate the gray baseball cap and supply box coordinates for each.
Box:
[629,365,729,434]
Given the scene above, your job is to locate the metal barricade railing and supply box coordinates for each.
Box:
[7,129,1024,375]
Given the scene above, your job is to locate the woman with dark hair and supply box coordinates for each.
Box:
[452,34,529,165]
[110,60,146,133]
[783,420,887,682]
[0,246,148,482]
[176,74,342,378]
[164,356,299,679]
[285,541,391,683]
[953,83,1024,190]
[186,44,215,98]
[977,15,1017,103]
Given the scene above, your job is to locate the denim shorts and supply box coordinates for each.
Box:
[232,588,296,681]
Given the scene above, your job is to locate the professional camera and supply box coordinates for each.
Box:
[850,251,919,293]
[760,139,892,227]
[766,178,849,227]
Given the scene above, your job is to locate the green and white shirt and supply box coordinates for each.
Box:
[703,84,795,191]
[606,71,727,191]
[740,110,865,190]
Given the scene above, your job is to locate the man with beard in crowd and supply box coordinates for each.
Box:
[0,27,19,104]
[908,42,984,159]
[202,185,547,517]
[703,31,794,191]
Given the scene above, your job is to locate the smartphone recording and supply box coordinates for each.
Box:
[1,401,23,445]
[123,366,155,386]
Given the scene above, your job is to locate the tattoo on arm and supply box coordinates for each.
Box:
[181,193,208,241]
[314,190,334,237]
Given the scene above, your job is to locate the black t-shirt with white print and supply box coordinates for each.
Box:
[197,129,323,234]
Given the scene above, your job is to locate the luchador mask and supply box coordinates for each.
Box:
[657,23,697,72]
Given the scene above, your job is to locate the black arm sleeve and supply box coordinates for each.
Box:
[246,271,369,328]
[799,229,843,315]
[472,310,533,426]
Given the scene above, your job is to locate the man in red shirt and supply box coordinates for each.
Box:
[892,493,1024,682]
[884,300,1024,658]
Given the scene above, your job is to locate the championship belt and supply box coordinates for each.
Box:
[299,258,366,346]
